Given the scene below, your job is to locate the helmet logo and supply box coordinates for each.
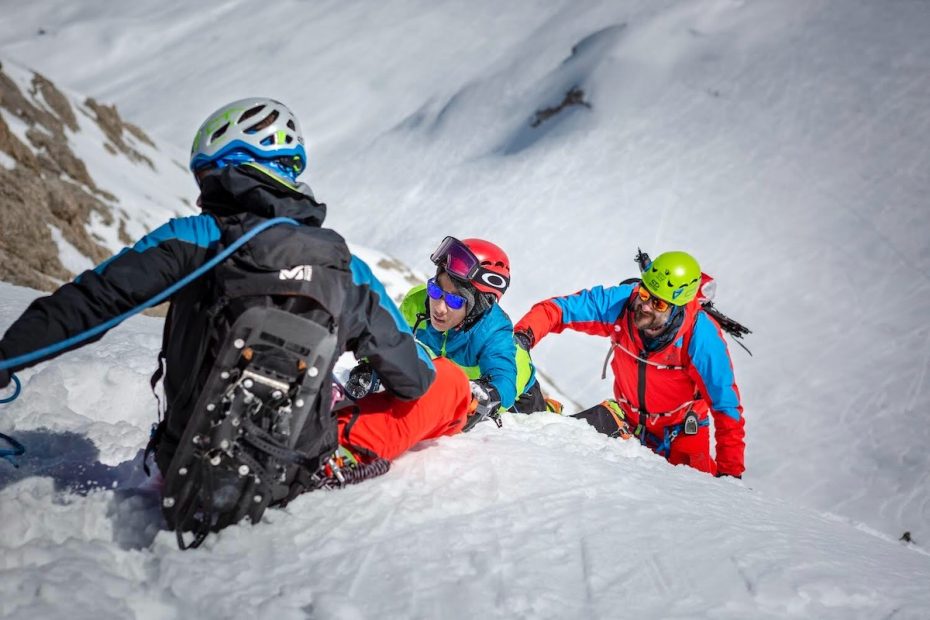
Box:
[480,272,508,290]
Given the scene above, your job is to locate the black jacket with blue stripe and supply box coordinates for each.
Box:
[0,166,435,467]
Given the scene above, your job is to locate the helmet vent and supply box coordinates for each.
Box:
[287,120,296,130]
[246,110,278,134]
[240,105,264,122]
[210,123,229,143]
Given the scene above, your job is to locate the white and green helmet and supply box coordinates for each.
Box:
[189,97,307,181]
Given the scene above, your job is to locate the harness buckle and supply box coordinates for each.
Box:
[683,411,699,436]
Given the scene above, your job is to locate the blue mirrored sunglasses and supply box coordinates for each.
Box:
[426,279,466,310]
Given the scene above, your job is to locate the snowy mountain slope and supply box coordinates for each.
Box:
[0,0,928,584]
[1,281,929,620]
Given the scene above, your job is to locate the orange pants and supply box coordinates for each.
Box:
[336,358,472,461]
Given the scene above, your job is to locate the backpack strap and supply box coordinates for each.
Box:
[145,314,171,477]
[149,352,166,419]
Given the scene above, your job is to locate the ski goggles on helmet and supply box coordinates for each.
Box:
[430,236,480,280]
[430,236,511,297]
[426,278,467,310]
[637,286,671,313]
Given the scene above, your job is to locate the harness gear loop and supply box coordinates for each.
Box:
[648,416,710,457]
[613,394,699,421]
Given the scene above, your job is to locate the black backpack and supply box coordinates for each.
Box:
[159,216,351,549]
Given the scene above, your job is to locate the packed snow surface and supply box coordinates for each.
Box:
[1,0,929,617]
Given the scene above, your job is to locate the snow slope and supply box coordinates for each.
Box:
[2,0,927,547]
[1,281,929,619]
[0,0,929,615]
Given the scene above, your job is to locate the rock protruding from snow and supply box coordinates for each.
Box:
[0,58,195,290]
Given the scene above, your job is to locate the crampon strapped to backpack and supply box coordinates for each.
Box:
[153,216,355,549]
[634,248,753,355]
[161,307,337,549]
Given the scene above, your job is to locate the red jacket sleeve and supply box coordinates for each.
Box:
[687,311,745,476]
[712,409,745,477]
[515,300,565,343]
[516,284,635,344]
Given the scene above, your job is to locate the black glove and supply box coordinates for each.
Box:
[344,362,380,400]
[514,330,534,352]
[462,378,502,432]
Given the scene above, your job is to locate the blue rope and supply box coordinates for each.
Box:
[0,217,299,468]
[0,217,298,372]
[0,431,25,468]
[0,374,21,404]
[0,375,23,466]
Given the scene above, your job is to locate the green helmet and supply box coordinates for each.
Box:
[642,251,701,306]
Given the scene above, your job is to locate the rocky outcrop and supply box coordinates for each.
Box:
[85,97,155,169]
[0,63,134,290]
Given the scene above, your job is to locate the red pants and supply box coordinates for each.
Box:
[574,403,716,475]
[336,358,472,461]
[664,427,715,475]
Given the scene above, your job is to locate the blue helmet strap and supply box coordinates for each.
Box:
[214,151,300,183]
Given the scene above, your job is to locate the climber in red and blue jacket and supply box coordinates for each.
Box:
[514,251,745,478]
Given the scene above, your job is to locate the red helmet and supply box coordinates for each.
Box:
[430,236,511,300]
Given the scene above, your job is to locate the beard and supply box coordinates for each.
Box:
[633,301,671,335]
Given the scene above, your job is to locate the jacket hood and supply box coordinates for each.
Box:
[197,164,327,227]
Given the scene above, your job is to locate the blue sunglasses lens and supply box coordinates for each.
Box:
[444,294,466,310]
[426,280,443,300]
[427,279,466,310]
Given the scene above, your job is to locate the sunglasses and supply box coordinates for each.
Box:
[427,278,467,310]
[637,286,671,313]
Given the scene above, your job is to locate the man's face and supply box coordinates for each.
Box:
[428,272,468,332]
[632,287,673,337]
